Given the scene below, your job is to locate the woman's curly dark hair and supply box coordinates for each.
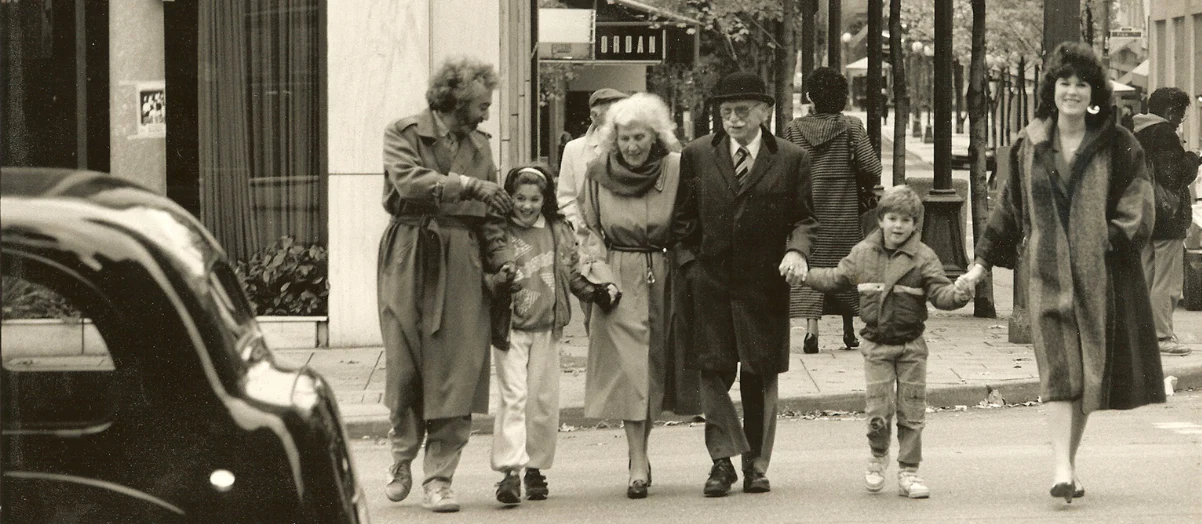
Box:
[1035,42,1113,127]
[503,163,563,221]
[426,56,500,113]
[806,67,849,114]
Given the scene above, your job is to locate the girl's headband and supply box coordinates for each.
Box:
[515,167,547,183]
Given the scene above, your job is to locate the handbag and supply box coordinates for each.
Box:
[848,123,880,234]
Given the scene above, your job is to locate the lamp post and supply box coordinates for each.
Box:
[842,32,853,108]
[911,40,924,138]
[923,44,934,144]
[921,0,968,278]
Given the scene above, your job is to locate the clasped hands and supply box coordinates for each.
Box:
[954,263,988,296]
[484,263,520,295]
[779,251,809,286]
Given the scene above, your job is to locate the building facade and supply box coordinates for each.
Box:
[3,0,535,348]
[1147,0,1202,152]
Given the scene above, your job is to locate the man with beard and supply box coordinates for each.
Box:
[378,56,514,513]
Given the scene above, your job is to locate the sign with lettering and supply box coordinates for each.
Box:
[594,25,665,62]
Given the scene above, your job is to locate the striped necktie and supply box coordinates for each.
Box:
[734,146,750,186]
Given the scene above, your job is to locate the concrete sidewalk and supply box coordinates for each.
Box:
[280,266,1202,438]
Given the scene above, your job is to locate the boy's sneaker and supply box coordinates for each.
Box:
[496,471,521,505]
[422,482,460,513]
[897,467,930,499]
[1159,337,1192,356]
[865,453,888,493]
[524,468,549,500]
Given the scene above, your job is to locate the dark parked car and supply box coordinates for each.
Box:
[1,168,369,523]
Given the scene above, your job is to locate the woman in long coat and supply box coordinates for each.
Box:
[961,43,1164,503]
[785,67,882,353]
[578,93,700,499]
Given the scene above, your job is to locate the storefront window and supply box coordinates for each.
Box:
[197,0,324,263]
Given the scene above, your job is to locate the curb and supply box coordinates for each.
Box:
[342,363,1202,440]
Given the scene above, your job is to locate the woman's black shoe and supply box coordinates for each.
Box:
[803,334,819,354]
[627,480,648,499]
[1050,482,1074,503]
[842,332,859,350]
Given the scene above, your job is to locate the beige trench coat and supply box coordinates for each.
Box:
[377,109,510,419]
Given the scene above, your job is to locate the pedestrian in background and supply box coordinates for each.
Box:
[959,42,1164,504]
[486,164,606,506]
[559,88,629,326]
[785,67,882,354]
[804,185,972,499]
[1133,87,1200,357]
[377,56,514,513]
[672,72,818,497]
[578,93,700,499]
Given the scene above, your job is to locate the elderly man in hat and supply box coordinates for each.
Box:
[672,71,818,497]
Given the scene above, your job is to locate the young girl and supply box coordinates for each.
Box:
[487,164,617,505]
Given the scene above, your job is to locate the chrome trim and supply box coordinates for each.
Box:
[3,471,186,515]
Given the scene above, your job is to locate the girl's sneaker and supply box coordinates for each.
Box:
[865,453,888,492]
[897,467,930,499]
[524,468,549,500]
[495,470,521,505]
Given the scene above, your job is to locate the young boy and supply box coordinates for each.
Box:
[803,185,972,499]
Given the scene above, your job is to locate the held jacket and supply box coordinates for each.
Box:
[805,228,970,345]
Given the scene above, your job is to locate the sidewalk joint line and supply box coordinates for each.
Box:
[363,350,383,391]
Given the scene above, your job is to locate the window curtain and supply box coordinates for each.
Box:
[199,0,259,262]
[199,0,322,263]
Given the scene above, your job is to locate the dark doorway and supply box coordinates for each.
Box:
[1,0,109,171]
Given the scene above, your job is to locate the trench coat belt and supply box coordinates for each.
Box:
[390,214,473,337]
[607,243,667,284]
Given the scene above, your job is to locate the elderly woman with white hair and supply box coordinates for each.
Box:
[578,93,701,499]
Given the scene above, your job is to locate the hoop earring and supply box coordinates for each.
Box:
[1087,105,1100,115]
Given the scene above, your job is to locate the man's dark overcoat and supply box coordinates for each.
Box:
[672,128,818,376]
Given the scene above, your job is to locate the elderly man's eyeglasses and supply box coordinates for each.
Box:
[719,105,757,120]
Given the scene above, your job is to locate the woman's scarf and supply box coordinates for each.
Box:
[587,143,667,197]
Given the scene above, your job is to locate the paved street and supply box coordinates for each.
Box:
[356,390,1202,523]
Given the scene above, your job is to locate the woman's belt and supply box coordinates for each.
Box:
[606,243,666,284]
[607,244,666,253]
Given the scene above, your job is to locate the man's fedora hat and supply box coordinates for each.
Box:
[589,88,629,107]
[709,72,775,105]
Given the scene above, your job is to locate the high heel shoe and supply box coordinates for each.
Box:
[1050,482,1074,503]
[842,332,859,350]
[627,479,648,499]
[1073,478,1084,498]
[803,333,819,354]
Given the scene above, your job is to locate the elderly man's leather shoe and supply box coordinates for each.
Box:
[743,470,771,493]
[703,458,737,497]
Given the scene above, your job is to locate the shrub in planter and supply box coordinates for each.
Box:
[233,236,329,316]
[2,275,81,321]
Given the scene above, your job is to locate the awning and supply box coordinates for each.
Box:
[1111,80,1136,92]
[1131,60,1149,77]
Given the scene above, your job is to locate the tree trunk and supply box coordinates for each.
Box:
[968,0,995,317]
[889,0,907,185]
[775,1,797,135]
[801,0,816,88]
